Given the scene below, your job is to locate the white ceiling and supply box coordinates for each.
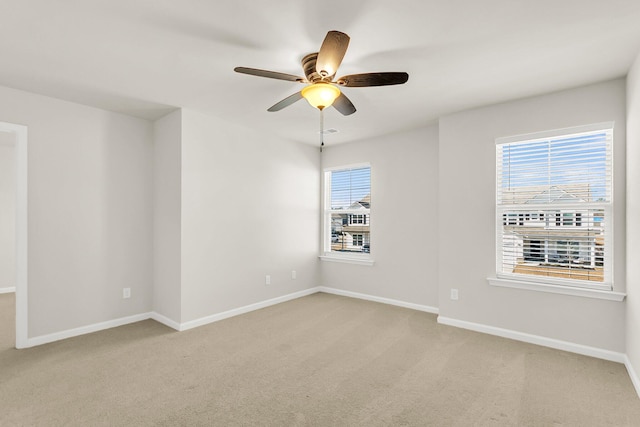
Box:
[2,0,640,146]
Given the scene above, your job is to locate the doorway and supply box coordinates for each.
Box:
[0,121,27,349]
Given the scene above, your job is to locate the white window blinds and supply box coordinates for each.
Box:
[496,125,613,289]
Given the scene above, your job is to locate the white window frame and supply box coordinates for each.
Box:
[320,163,374,266]
[491,122,615,295]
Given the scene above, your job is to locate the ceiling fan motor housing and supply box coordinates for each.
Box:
[302,53,330,83]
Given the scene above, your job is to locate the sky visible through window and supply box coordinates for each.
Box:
[500,131,609,202]
[331,167,371,210]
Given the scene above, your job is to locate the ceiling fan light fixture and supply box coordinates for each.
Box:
[301,83,341,110]
[234,31,407,116]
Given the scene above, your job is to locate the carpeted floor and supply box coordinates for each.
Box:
[1,292,640,426]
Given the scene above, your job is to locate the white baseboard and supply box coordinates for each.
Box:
[20,288,322,347]
[0,286,16,294]
[178,287,321,331]
[437,315,625,364]
[319,286,439,314]
[624,355,640,399]
[21,286,634,399]
[27,312,152,348]
[21,288,321,347]
[150,312,181,331]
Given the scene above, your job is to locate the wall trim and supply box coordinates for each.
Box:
[0,121,28,349]
[20,284,635,401]
[0,286,15,294]
[18,287,436,347]
[20,288,323,347]
[26,312,152,348]
[319,255,375,266]
[178,287,320,331]
[487,276,625,301]
[318,286,439,314]
[624,355,640,399]
[150,312,181,331]
[437,315,625,363]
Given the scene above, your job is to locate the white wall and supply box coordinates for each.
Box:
[0,135,15,290]
[179,109,321,323]
[0,85,154,338]
[320,126,439,308]
[626,52,640,389]
[153,110,182,323]
[0,72,633,360]
[438,79,627,352]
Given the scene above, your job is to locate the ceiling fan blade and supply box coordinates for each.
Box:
[267,91,303,112]
[332,92,356,116]
[316,31,350,78]
[336,72,409,87]
[234,67,305,82]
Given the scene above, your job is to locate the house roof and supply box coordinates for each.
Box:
[501,184,592,205]
[349,194,370,209]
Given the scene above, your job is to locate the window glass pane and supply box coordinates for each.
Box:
[501,208,605,282]
[331,167,371,210]
[330,213,370,253]
[498,130,611,205]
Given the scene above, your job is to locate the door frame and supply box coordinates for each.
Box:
[0,121,28,349]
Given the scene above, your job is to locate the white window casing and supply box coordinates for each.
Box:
[321,164,373,265]
[494,123,613,292]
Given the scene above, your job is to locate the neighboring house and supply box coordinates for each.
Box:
[501,185,604,281]
[331,194,370,253]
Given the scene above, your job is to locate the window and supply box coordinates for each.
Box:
[350,214,366,225]
[496,123,613,290]
[323,165,371,258]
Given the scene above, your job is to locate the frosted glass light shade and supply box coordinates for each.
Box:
[301,83,341,110]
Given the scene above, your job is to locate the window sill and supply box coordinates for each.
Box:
[487,277,625,301]
[319,255,375,266]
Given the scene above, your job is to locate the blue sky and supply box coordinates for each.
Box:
[331,167,371,210]
[500,131,609,201]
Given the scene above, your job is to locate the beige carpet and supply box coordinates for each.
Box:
[1,292,639,426]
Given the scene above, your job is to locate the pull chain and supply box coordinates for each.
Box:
[319,108,324,152]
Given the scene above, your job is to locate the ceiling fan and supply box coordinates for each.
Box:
[234,31,409,115]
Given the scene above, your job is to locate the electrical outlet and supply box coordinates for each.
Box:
[123,288,131,299]
[450,289,459,301]
[265,275,271,285]
[291,270,297,280]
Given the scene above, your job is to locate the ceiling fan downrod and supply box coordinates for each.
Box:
[320,108,324,152]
